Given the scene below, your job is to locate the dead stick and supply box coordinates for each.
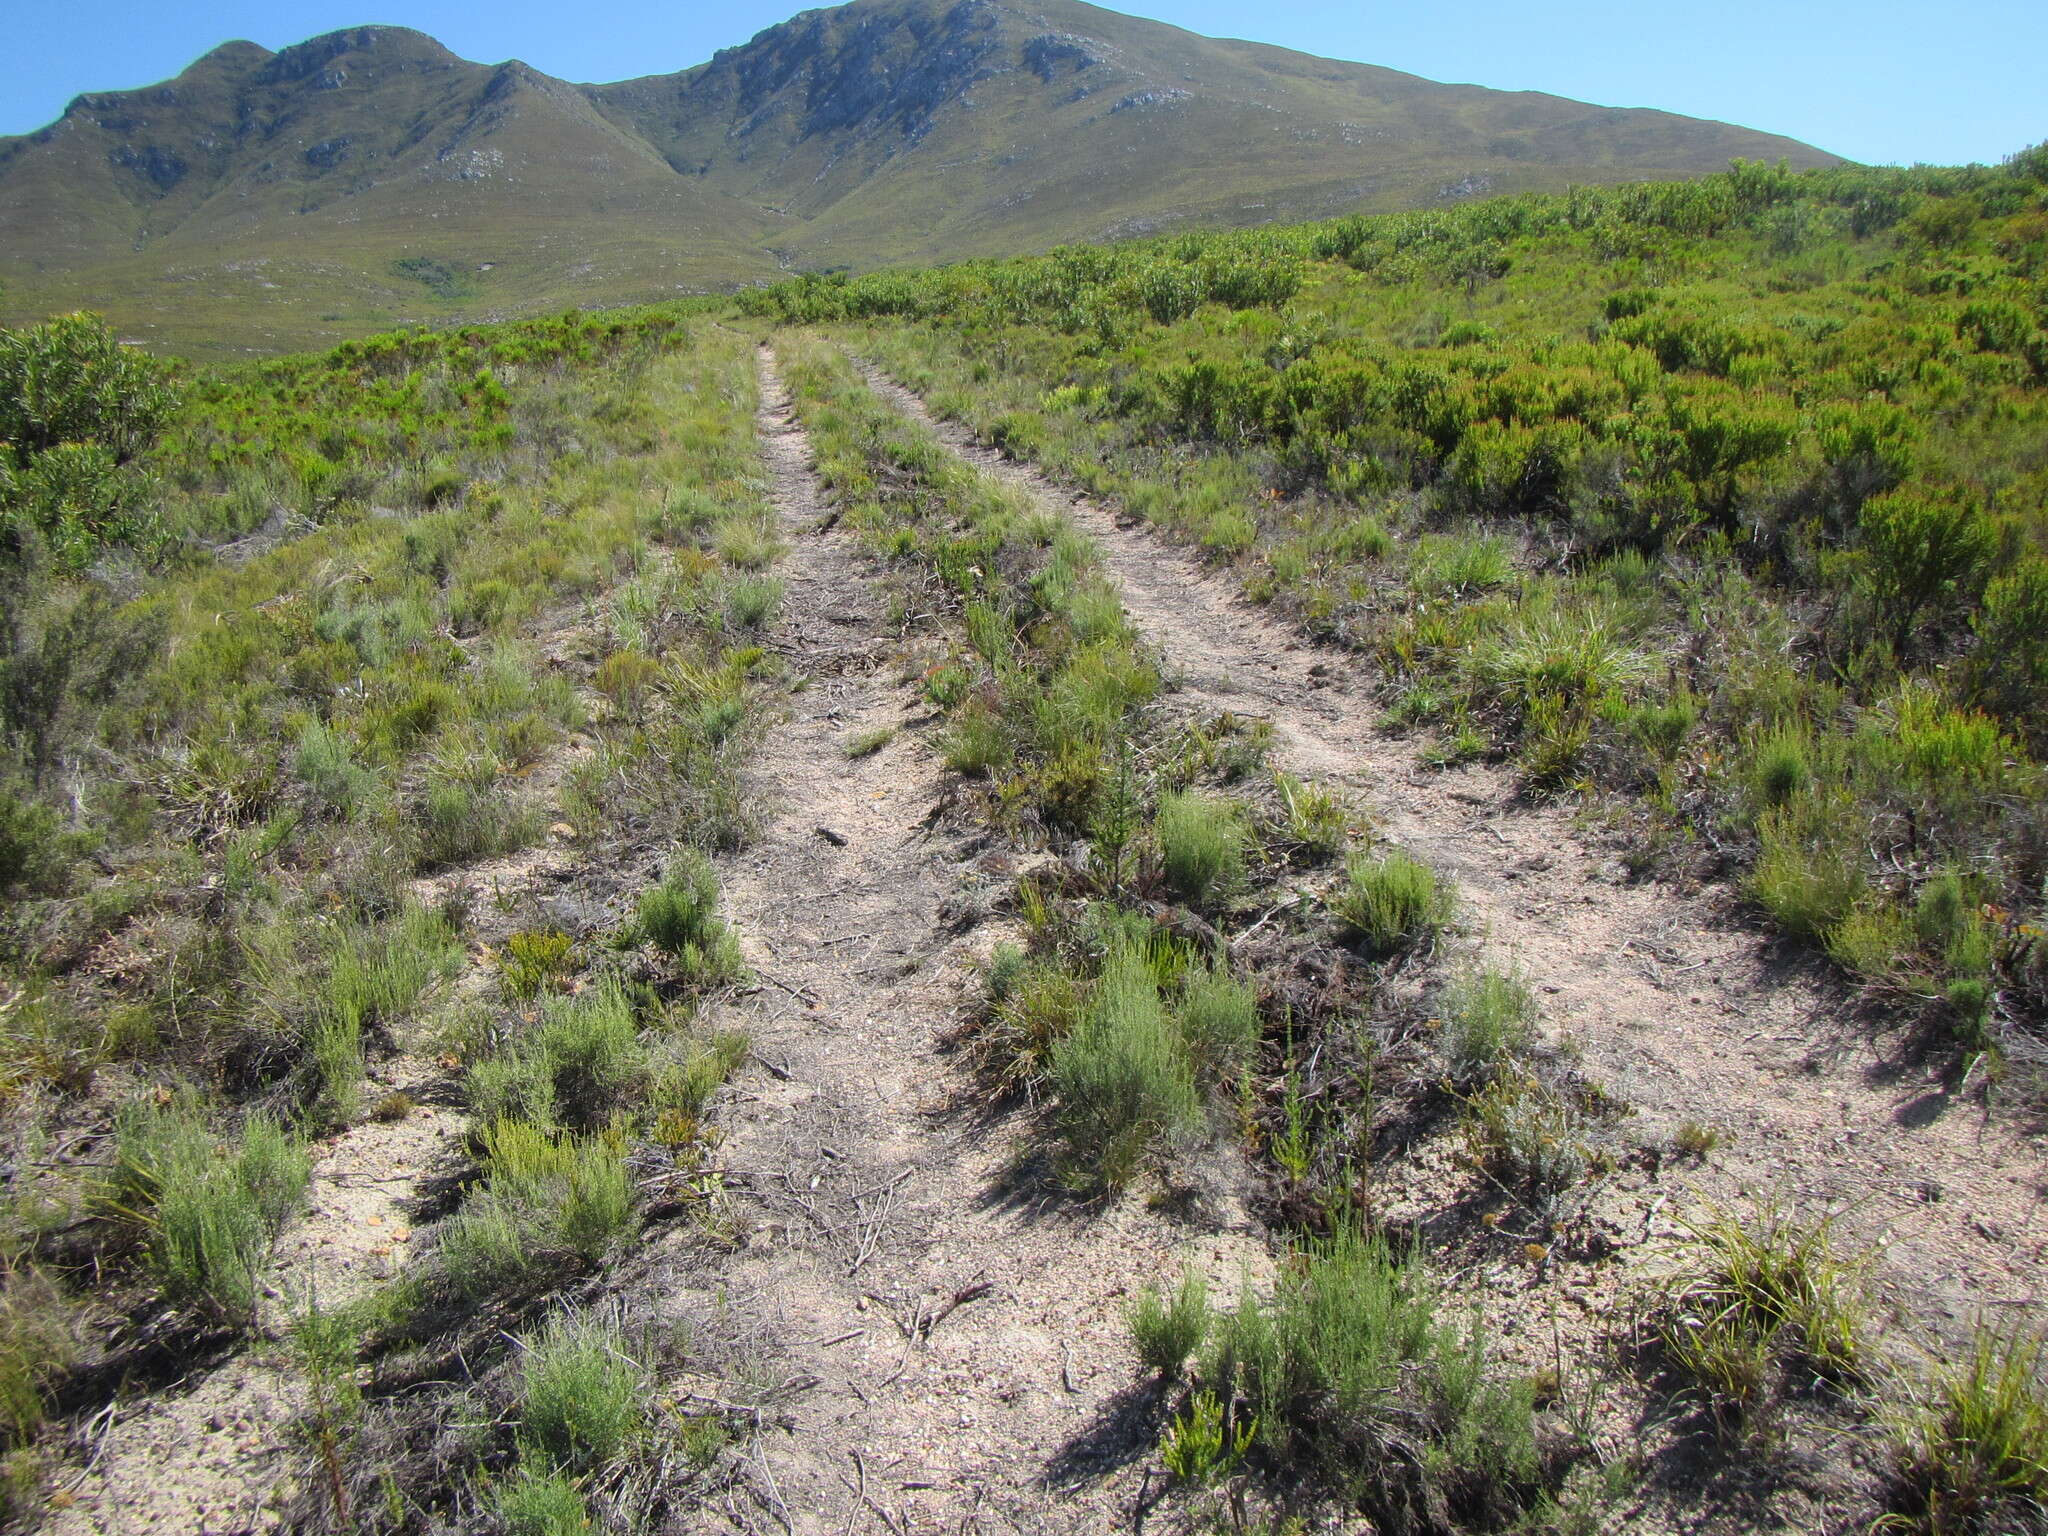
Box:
[922,1278,993,1337]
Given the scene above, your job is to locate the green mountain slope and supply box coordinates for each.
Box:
[0,0,1840,355]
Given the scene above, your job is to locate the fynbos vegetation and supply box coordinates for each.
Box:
[3,140,2047,1536]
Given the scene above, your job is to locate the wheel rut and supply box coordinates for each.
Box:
[697,347,1266,1534]
[854,358,2048,1344]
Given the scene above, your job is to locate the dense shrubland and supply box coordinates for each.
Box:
[1,142,2044,1533]
[0,305,776,1525]
[753,151,2048,1066]
[758,157,2048,1528]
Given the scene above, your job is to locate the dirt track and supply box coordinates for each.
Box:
[853,359,2048,1356]
[681,347,1267,1533]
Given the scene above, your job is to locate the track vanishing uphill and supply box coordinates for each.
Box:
[695,348,1267,1534]
[853,361,2048,1351]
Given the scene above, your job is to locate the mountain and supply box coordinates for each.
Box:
[0,0,1841,355]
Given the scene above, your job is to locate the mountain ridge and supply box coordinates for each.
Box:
[0,0,1842,355]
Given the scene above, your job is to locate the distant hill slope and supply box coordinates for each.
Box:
[0,0,1840,355]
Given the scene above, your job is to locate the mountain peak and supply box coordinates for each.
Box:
[255,25,462,87]
[191,41,276,71]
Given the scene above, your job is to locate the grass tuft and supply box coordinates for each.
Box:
[1883,1325,2048,1534]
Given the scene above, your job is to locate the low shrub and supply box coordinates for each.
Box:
[468,982,647,1132]
[636,851,745,986]
[438,1121,634,1293]
[1129,1267,1212,1379]
[1202,1226,1540,1522]
[501,930,577,1000]
[111,1097,310,1321]
[0,1270,77,1453]
[1750,797,1865,941]
[495,1470,591,1536]
[516,1307,647,1471]
[1049,949,1200,1189]
[1440,966,1537,1089]
[1333,850,1454,955]
[1177,966,1261,1083]
[1156,790,1248,907]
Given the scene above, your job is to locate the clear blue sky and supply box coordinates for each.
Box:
[5,0,2042,167]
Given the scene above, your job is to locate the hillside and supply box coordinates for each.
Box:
[0,0,1839,354]
[2,159,2047,1533]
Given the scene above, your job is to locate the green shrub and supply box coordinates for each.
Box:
[1826,901,1913,981]
[643,847,741,966]
[1049,950,1200,1189]
[1440,966,1537,1089]
[1129,1268,1212,1379]
[843,724,897,759]
[1855,489,1996,650]
[1177,967,1261,1083]
[516,1308,646,1471]
[0,313,181,466]
[1970,556,2048,735]
[0,783,70,894]
[286,907,461,1126]
[1468,601,1649,708]
[1160,1388,1254,1484]
[722,575,784,629]
[469,982,647,1131]
[438,1122,634,1293]
[1203,1227,1539,1519]
[495,1470,591,1536]
[0,313,179,564]
[293,723,374,819]
[1155,791,1247,906]
[1332,850,1454,955]
[636,851,745,986]
[594,649,661,718]
[1917,873,1994,976]
[1750,798,1865,940]
[0,1270,77,1451]
[501,930,577,1000]
[111,1097,310,1321]
[940,706,1012,777]
[649,1030,749,1119]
